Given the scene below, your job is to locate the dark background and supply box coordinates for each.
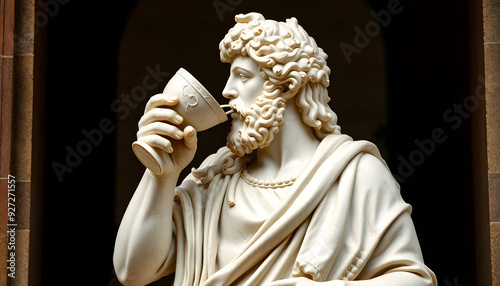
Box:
[38,0,475,284]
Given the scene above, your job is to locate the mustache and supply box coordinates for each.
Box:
[230,102,248,118]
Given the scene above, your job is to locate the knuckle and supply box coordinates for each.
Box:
[151,121,162,129]
[138,116,146,128]
[152,108,162,117]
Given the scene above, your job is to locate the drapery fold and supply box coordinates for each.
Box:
[169,134,435,285]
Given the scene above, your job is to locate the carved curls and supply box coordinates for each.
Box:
[219,12,341,138]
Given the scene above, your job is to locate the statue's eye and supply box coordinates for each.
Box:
[239,73,250,82]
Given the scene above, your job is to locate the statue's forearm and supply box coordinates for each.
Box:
[113,169,178,286]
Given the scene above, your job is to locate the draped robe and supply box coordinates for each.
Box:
[160,134,437,285]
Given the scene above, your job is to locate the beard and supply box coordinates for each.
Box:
[226,96,286,157]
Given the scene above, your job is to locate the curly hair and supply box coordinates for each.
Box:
[193,13,341,184]
[219,12,341,138]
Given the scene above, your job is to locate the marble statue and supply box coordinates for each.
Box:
[114,12,437,286]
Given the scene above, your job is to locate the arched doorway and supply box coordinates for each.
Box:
[114,1,387,284]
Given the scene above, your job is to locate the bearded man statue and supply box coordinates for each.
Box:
[113,12,437,286]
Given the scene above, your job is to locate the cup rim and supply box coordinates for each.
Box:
[176,68,227,123]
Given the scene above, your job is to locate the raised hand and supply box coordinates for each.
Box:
[136,93,198,178]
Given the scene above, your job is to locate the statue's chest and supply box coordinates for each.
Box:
[215,178,290,269]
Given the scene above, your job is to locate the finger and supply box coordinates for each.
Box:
[145,94,178,113]
[140,135,173,153]
[139,108,183,129]
[182,126,197,151]
[137,122,184,140]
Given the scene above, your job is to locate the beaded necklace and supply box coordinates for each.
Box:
[241,169,298,188]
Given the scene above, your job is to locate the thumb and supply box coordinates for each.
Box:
[183,126,197,150]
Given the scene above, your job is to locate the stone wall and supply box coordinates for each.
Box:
[484,0,500,284]
[0,0,34,285]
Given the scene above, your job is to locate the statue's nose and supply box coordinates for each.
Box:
[222,85,238,99]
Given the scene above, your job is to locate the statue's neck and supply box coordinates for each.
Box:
[247,101,321,181]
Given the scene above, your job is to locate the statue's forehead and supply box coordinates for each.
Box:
[230,56,260,71]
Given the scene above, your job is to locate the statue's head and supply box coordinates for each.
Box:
[193,13,342,183]
[219,12,341,156]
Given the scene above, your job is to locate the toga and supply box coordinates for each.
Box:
[154,134,437,285]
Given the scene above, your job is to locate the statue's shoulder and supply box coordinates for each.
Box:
[354,152,394,185]
[348,150,407,215]
[320,134,398,192]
